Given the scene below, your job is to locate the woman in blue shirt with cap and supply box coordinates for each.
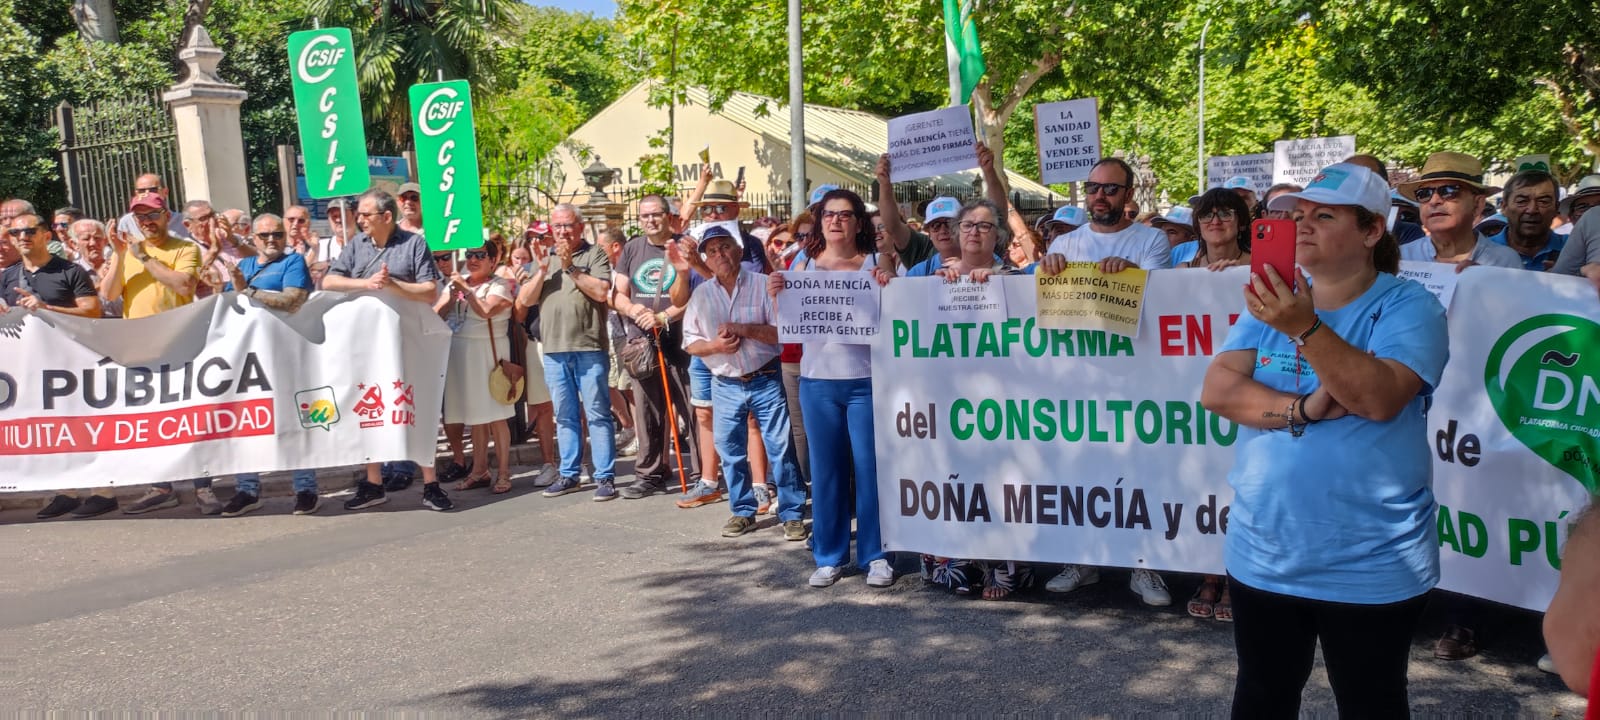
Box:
[1201,162,1449,719]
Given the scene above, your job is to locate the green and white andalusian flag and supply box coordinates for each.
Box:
[943,0,986,105]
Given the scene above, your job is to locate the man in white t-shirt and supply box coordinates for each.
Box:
[1039,158,1172,275]
[1035,158,1174,607]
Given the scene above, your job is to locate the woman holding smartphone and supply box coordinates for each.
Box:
[1200,162,1448,718]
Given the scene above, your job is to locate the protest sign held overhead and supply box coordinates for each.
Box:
[887,105,979,183]
[409,80,485,251]
[1206,153,1274,193]
[1034,98,1101,185]
[1273,135,1357,185]
[287,28,369,197]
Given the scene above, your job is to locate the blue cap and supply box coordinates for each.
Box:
[924,196,960,222]
[1223,176,1255,192]
[1153,206,1194,227]
[1050,205,1086,227]
[808,184,840,206]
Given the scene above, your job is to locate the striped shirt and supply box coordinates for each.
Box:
[682,269,779,377]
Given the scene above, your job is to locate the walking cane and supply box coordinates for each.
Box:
[653,327,691,493]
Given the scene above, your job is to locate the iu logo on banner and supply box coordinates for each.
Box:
[409,80,485,251]
[286,28,370,197]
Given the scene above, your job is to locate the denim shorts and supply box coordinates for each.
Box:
[689,356,713,408]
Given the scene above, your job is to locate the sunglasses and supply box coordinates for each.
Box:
[52,222,70,229]
[255,231,286,240]
[434,253,454,262]
[700,204,732,216]
[6,226,42,237]
[1085,182,1127,197]
[133,210,164,221]
[464,250,491,260]
[1413,184,1467,202]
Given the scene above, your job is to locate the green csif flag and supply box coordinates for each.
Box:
[943,0,986,105]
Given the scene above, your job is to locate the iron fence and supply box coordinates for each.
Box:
[54,93,185,221]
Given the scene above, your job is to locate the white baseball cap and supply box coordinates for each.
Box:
[1048,205,1086,227]
[1223,176,1255,192]
[1151,205,1194,228]
[924,196,960,223]
[1266,163,1389,216]
[808,184,840,206]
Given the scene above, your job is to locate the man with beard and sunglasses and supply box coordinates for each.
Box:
[1038,157,1172,276]
[217,213,323,517]
[1035,157,1174,607]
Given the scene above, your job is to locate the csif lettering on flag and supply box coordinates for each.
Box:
[286,29,370,197]
[409,80,485,251]
[942,0,986,105]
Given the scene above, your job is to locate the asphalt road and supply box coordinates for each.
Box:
[1,461,1585,717]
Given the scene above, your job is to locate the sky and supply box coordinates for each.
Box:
[526,0,615,17]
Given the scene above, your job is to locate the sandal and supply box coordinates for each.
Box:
[490,471,512,494]
[1187,578,1221,619]
[981,561,1032,601]
[455,472,491,491]
[1214,586,1233,622]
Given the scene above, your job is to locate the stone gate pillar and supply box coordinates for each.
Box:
[163,25,250,210]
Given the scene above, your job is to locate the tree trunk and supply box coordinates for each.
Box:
[71,0,120,43]
[972,51,1063,195]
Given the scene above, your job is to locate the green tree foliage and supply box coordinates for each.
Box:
[501,6,633,119]
[0,0,58,202]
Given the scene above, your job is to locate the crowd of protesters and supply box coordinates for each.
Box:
[5,143,1600,717]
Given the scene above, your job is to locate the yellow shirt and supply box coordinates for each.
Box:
[121,236,201,319]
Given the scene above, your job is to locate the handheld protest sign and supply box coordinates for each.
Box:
[1033,97,1100,185]
[409,80,485,251]
[887,105,978,183]
[288,28,370,198]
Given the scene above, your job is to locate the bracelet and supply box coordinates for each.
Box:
[1287,396,1308,438]
[656,311,669,326]
[1290,317,1322,347]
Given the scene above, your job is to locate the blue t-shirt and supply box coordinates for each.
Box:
[905,253,943,277]
[1218,272,1448,604]
[226,253,313,293]
[1170,240,1199,267]
[1486,229,1567,271]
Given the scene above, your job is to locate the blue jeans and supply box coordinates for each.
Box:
[799,377,882,568]
[543,350,616,480]
[234,470,318,496]
[688,356,713,408]
[711,370,805,522]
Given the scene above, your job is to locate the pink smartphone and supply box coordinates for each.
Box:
[1250,219,1297,284]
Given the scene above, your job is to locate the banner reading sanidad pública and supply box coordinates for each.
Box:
[0,293,449,489]
[873,268,1596,611]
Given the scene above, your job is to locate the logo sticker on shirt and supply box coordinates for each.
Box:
[1258,350,1314,378]
[1484,313,1600,493]
[632,258,676,298]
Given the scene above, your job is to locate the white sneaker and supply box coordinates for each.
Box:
[866,559,895,588]
[1129,569,1172,606]
[532,464,559,488]
[580,463,594,483]
[809,565,843,587]
[1537,653,1557,674]
[195,487,223,515]
[617,429,638,457]
[1045,564,1100,593]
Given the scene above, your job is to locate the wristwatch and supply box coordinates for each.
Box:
[131,245,151,263]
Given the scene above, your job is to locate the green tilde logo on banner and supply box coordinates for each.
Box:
[1484,314,1600,493]
[287,29,369,197]
[409,80,484,251]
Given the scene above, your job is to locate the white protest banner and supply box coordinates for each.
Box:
[874,268,1597,611]
[1398,260,1460,310]
[888,105,978,183]
[1033,97,1101,185]
[933,276,1007,325]
[0,293,450,492]
[1273,135,1357,185]
[775,270,880,344]
[1207,153,1275,192]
